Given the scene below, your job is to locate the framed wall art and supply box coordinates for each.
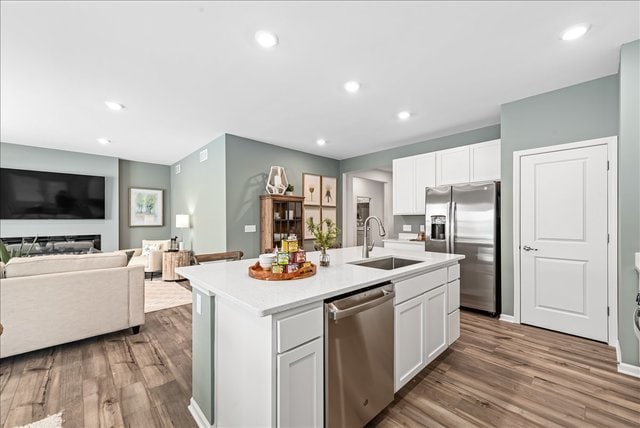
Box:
[303,173,321,206]
[321,176,337,207]
[304,206,321,239]
[129,188,164,226]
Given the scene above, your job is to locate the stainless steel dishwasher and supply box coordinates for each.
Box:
[325,282,395,427]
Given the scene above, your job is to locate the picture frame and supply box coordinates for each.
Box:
[129,187,164,227]
[321,176,337,207]
[321,207,337,232]
[303,173,321,206]
[304,206,321,240]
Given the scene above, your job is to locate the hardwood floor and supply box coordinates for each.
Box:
[2,308,638,427]
[0,305,195,428]
[370,311,640,427]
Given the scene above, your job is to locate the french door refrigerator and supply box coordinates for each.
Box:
[425,181,500,315]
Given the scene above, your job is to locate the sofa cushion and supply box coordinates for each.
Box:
[142,243,160,256]
[3,252,127,278]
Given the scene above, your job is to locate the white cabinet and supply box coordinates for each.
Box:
[393,153,435,215]
[394,294,427,390]
[436,146,470,186]
[393,267,452,391]
[277,338,324,428]
[470,139,501,182]
[425,285,448,364]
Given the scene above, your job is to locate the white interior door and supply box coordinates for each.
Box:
[520,144,608,342]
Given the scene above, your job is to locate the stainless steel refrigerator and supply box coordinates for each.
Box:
[425,181,500,315]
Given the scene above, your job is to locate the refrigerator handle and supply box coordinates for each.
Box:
[445,202,451,253]
[450,202,457,253]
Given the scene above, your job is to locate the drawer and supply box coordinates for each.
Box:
[447,279,460,313]
[447,309,460,345]
[447,264,460,282]
[394,268,447,305]
[276,306,323,354]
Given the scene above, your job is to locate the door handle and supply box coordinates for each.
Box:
[522,245,538,252]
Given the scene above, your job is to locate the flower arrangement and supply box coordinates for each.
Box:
[306,218,339,266]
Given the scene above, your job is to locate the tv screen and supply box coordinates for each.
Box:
[0,168,105,219]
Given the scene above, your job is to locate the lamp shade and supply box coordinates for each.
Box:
[176,214,190,229]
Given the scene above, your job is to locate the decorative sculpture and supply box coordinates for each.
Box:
[266,166,288,195]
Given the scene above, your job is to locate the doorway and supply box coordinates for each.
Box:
[513,136,617,344]
[342,169,393,248]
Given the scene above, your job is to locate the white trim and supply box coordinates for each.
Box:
[499,314,516,323]
[613,339,622,363]
[512,136,618,343]
[189,397,215,428]
[617,363,640,378]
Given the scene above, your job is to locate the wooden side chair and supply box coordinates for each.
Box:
[193,251,244,264]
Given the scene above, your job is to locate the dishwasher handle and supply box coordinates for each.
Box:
[327,289,395,321]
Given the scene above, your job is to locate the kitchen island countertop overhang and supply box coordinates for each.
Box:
[176,246,465,317]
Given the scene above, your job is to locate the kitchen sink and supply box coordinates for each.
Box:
[349,256,423,270]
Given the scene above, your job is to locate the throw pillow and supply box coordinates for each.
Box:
[142,243,160,256]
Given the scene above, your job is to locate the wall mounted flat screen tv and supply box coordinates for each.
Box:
[0,168,105,219]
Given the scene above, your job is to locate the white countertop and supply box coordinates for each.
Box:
[382,238,425,245]
[176,246,464,317]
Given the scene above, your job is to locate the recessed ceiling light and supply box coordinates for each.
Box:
[316,139,327,146]
[344,81,360,93]
[397,111,411,120]
[97,138,111,145]
[255,30,278,48]
[105,101,124,111]
[561,24,590,41]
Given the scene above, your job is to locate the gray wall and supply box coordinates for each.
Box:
[225,134,340,258]
[171,135,227,254]
[618,40,640,366]
[0,142,120,251]
[118,159,172,249]
[340,125,502,237]
[500,74,620,317]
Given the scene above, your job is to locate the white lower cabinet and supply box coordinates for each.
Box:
[277,337,324,428]
[394,294,427,391]
[425,285,448,364]
[448,309,461,345]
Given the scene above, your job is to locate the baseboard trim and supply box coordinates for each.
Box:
[612,340,621,363]
[617,362,640,378]
[499,314,516,323]
[189,397,214,428]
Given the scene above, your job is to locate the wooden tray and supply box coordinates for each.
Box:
[248,261,317,281]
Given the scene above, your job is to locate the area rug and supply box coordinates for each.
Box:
[144,280,192,313]
[18,412,63,428]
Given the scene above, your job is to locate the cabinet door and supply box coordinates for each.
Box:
[277,338,323,428]
[393,157,416,214]
[436,146,470,186]
[425,285,448,364]
[394,295,427,391]
[470,139,501,181]
[414,153,436,215]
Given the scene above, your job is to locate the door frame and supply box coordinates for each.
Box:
[512,136,618,346]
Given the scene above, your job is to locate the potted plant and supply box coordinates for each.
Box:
[0,236,38,263]
[285,184,295,195]
[305,217,339,267]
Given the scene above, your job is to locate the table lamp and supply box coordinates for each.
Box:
[176,214,190,250]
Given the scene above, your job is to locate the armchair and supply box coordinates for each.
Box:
[126,239,171,280]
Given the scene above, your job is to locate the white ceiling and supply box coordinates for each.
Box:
[1,1,638,165]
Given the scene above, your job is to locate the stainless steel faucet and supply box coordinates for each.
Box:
[362,216,386,258]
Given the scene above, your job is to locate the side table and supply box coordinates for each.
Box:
[162,250,191,281]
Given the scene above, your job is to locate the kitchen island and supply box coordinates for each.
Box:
[177,246,464,428]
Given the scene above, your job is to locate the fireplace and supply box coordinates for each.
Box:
[1,234,101,255]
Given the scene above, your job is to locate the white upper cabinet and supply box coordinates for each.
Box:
[436,146,470,186]
[393,157,415,214]
[470,139,501,182]
[393,153,435,215]
[415,153,436,213]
